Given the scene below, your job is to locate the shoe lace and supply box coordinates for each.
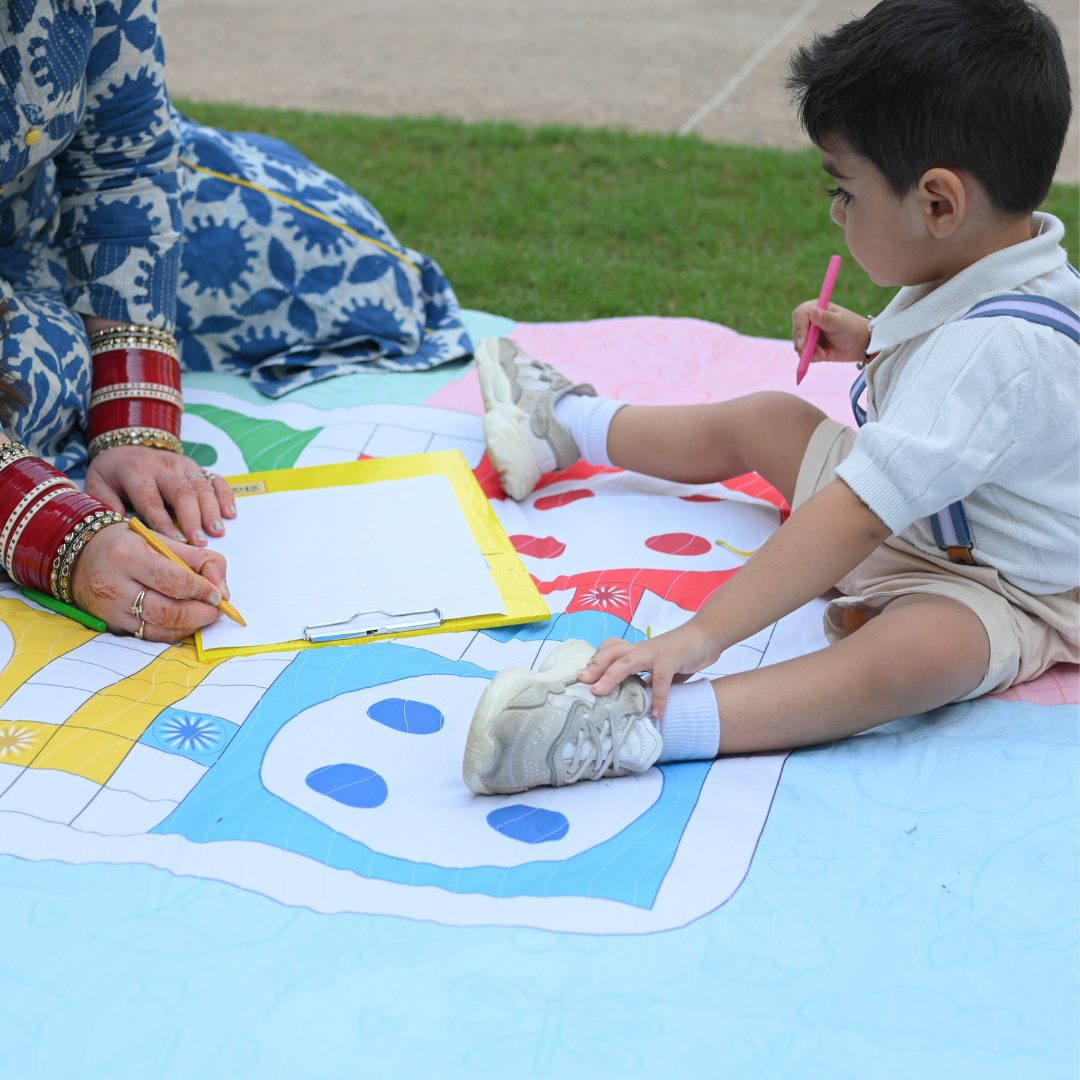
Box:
[563,703,630,783]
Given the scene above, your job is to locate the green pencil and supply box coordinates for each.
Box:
[20,587,107,632]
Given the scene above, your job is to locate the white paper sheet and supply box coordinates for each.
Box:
[200,474,507,650]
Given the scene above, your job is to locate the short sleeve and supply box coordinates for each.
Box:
[835,319,1030,534]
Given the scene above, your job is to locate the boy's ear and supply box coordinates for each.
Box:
[916,168,967,238]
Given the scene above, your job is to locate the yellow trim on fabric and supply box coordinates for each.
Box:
[179,158,420,271]
[714,539,757,558]
[195,450,550,662]
[63,642,225,740]
[0,597,100,710]
[29,725,133,785]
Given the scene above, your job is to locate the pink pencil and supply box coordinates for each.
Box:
[796,254,843,385]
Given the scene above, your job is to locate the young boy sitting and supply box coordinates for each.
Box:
[462,0,1079,796]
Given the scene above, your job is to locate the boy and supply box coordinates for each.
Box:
[462,0,1079,795]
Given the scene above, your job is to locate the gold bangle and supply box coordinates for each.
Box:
[0,443,33,475]
[89,325,179,361]
[50,510,128,604]
[87,427,184,459]
[89,383,184,410]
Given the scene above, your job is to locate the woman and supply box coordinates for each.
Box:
[0,0,471,641]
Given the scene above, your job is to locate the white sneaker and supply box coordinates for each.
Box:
[462,639,663,795]
[475,337,597,501]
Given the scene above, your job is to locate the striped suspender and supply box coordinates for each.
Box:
[849,368,868,427]
[849,287,1080,564]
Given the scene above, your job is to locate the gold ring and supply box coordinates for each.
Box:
[135,619,146,640]
[130,588,146,619]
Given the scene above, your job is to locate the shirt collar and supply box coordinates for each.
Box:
[868,213,1068,353]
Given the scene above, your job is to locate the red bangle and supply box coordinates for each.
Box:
[10,490,106,593]
[91,348,181,391]
[87,326,184,459]
[0,445,124,599]
[87,399,182,442]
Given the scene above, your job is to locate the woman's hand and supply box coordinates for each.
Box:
[792,301,872,366]
[577,622,723,719]
[70,522,229,643]
[86,445,237,547]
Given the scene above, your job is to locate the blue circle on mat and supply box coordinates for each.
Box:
[366,698,444,734]
[487,805,569,844]
[306,764,388,808]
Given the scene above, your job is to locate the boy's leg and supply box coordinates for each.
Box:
[710,592,990,753]
[477,337,825,504]
[462,592,991,794]
[603,393,826,505]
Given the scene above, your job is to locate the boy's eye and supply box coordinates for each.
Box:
[826,185,853,206]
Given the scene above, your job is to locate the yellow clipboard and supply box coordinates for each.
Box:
[194,450,550,663]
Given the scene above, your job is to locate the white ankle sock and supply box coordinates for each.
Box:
[552,394,628,467]
[651,678,721,763]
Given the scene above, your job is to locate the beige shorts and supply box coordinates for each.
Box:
[794,419,1080,699]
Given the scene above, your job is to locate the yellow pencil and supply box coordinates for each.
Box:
[128,516,247,626]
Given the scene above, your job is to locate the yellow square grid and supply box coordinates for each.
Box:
[62,643,223,740]
[29,725,135,785]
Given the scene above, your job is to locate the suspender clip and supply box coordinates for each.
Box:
[945,546,976,566]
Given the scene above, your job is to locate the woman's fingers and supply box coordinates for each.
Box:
[139,586,222,634]
[85,446,237,545]
[210,473,238,520]
[187,471,227,538]
[157,473,211,545]
[163,537,229,599]
[70,524,225,640]
[137,545,223,608]
[127,476,188,543]
[83,473,126,514]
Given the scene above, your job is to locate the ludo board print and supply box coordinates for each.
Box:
[0,395,829,933]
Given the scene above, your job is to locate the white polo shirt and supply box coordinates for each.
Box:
[835,213,1079,596]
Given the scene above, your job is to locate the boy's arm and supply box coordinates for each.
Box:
[580,478,891,715]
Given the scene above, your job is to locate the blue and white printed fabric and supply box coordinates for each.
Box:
[0,0,470,474]
[173,119,470,397]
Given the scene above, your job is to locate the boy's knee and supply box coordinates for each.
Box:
[739,392,827,435]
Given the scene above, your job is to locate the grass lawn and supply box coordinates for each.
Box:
[179,103,1079,341]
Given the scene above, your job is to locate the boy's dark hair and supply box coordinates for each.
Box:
[787,0,1071,213]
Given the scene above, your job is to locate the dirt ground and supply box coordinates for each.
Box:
[160,0,1079,183]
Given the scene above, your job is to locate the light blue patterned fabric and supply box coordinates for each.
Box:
[0,0,470,474]
[173,119,470,398]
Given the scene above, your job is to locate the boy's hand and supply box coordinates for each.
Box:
[578,622,721,719]
[792,301,871,366]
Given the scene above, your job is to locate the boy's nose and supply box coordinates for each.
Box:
[830,200,846,228]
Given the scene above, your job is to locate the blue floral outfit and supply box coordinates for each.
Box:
[0,0,471,475]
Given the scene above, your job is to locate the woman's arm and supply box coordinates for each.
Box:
[56,0,181,328]
[66,5,235,541]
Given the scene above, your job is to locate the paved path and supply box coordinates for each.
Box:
[160,0,1078,182]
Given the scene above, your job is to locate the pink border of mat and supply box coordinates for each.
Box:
[426,315,1078,705]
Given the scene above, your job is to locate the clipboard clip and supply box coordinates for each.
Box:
[303,607,443,643]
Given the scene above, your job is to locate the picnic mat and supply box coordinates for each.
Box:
[0,311,1075,1079]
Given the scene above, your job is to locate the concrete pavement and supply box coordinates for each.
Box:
[159,0,1079,183]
